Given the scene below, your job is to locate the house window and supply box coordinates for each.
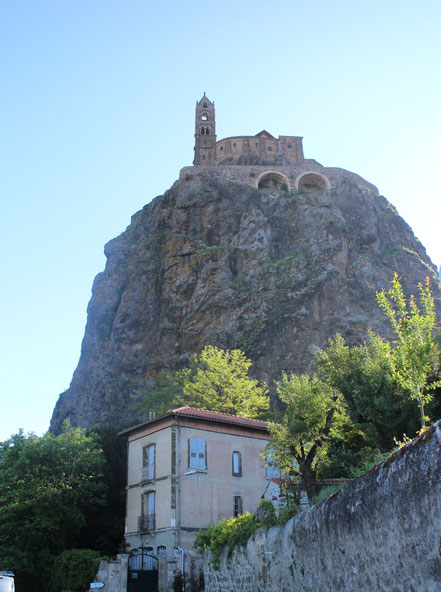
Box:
[203,102,208,108]
[157,545,167,556]
[265,449,281,478]
[142,444,155,480]
[233,495,243,517]
[139,491,156,531]
[188,438,207,470]
[232,451,242,477]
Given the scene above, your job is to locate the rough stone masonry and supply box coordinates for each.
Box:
[203,422,441,592]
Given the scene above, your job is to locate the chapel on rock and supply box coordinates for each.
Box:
[180,93,379,196]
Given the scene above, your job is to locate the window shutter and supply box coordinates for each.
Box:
[189,438,206,469]
[148,491,155,515]
[149,444,155,466]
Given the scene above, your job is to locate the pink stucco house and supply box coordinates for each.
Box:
[121,406,278,561]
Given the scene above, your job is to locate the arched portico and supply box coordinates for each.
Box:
[257,171,290,192]
[295,172,330,193]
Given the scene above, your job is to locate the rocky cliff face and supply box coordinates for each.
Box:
[50,174,441,432]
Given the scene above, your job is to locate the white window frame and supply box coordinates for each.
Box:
[232,451,242,477]
[142,443,156,481]
[188,438,207,470]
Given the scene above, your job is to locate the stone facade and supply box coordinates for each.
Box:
[190,93,379,195]
[193,94,304,169]
[121,407,273,589]
[93,554,128,592]
[202,422,441,592]
[180,162,379,194]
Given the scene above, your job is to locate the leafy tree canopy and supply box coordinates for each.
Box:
[0,423,106,592]
[139,345,269,418]
[315,332,420,449]
[376,273,441,427]
[49,549,104,592]
[267,373,349,501]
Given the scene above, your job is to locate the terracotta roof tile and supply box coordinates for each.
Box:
[170,406,269,430]
[119,406,268,436]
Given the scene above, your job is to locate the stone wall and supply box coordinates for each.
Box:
[94,554,128,592]
[203,422,441,592]
[179,161,379,195]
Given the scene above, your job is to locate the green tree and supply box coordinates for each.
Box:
[376,274,441,428]
[79,426,127,556]
[49,549,103,592]
[267,373,349,501]
[0,424,106,592]
[140,345,269,418]
[315,333,419,449]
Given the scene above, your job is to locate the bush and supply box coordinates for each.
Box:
[311,484,347,505]
[277,500,300,525]
[49,549,104,592]
[256,499,278,528]
[172,572,184,592]
[193,512,259,569]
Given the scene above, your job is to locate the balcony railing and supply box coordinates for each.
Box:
[140,465,155,481]
[138,513,156,533]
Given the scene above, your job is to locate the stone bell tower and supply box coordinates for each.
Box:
[194,93,217,165]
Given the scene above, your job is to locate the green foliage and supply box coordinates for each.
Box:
[194,500,300,570]
[271,251,300,269]
[311,483,347,505]
[315,332,419,449]
[193,513,259,569]
[267,373,349,500]
[49,549,104,592]
[256,499,278,528]
[79,426,127,556]
[139,346,269,419]
[347,450,389,478]
[376,273,441,427]
[277,501,300,525]
[0,423,106,592]
[137,370,188,417]
[172,572,184,592]
[316,420,378,479]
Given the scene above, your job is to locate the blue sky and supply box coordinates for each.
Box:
[1,0,440,441]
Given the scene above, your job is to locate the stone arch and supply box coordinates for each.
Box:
[257,171,290,192]
[296,172,330,193]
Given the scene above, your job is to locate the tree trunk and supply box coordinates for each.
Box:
[299,461,318,502]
